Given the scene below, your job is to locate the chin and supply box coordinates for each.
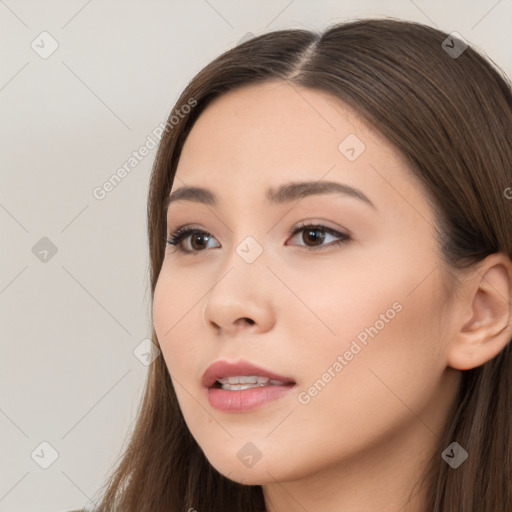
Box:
[203,448,297,486]
[218,466,280,486]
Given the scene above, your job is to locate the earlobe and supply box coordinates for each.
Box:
[447,253,512,371]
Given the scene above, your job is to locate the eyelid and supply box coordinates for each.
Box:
[289,219,351,238]
[166,219,349,238]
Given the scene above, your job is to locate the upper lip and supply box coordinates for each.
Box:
[201,359,296,388]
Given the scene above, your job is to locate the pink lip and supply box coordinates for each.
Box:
[202,359,296,413]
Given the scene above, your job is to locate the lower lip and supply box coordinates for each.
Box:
[207,384,296,412]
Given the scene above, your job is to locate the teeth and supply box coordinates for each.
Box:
[216,375,289,391]
[218,376,271,385]
[220,383,268,391]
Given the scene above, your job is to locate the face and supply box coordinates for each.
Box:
[152,81,460,487]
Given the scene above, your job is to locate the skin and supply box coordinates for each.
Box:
[152,81,512,512]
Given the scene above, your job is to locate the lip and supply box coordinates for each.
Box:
[202,359,296,413]
[201,359,295,388]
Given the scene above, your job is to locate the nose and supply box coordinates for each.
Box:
[201,264,276,336]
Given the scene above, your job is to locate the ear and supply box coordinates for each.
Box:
[447,252,512,371]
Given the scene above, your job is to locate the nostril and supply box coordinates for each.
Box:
[236,317,255,326]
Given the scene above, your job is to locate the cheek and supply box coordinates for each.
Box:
[152,272,211,436]
[152,269,203,376]
[288,265,447,447]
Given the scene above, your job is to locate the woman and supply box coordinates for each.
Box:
[90,17,512,511]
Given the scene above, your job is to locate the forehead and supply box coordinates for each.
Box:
[178,81,400,176]
[182,81,375,158]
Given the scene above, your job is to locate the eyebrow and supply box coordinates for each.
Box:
[164,180,376,211]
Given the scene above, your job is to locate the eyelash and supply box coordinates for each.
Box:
[166,222,352,254]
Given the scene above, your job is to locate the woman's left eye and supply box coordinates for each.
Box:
[166,223,352,254]
[287,223,352,251]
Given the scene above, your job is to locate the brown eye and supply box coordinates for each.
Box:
[288,223,351,251]
[301,227,327,246]
[188,232,211,251]
[167,228,219,253]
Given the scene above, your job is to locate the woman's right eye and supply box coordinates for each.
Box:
[166,227,219,254]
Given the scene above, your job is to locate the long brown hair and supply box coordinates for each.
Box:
[91,17,512,511]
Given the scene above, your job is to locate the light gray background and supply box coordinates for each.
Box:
[1,1,510,510]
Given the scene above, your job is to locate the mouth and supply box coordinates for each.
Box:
[202,359,296,412]
[202,359,296,389]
